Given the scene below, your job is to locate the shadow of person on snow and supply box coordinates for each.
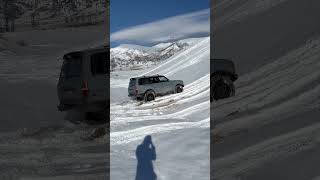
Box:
[135,135,157,180]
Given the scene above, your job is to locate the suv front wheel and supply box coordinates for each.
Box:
[212,80,234,101]
[144,90,156,102]
[175,85,183,93]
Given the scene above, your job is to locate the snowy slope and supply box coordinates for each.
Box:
[211,36,320,180]
[110,37,210,180]
[211,0,320,179]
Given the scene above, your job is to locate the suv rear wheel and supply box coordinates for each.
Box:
[144,90,155,102]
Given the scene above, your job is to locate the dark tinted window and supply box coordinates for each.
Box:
[151,77,160,83]
[138,78,152,85]
[60,54,82,79]
[91,52,108,75]
[129,78,136,86]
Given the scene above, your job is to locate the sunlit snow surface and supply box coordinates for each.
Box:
[110,37,210,180]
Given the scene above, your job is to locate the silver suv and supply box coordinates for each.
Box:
[128,75,184,101]
[211,59,238,101]
[57,46,109,119]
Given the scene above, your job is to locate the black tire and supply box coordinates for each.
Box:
[175,85,183,93]
[144,90,155,102]
[213,81,231,100]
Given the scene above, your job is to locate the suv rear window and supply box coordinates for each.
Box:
[91,52,108,75]
[60,53,82,79]
[129,78,136,86]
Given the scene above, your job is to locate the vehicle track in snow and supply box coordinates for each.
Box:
[110,37,210,146]
[211,36,320,180]
[110,37,210,180]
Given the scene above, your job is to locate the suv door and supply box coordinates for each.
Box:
[158,76,171,94]
[147,77,162,95]
[87,50,109,105]
[139,77,153,94]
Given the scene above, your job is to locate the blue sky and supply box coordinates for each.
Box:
[111,0,210,47]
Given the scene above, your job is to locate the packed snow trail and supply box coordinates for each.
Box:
[211,37,320,180]
[110,37,210,180]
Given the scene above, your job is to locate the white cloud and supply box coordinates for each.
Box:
[111,9,210,45]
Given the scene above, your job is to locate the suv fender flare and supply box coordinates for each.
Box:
[144,89,156,96]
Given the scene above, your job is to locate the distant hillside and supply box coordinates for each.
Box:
[110,37,204,71]
[0,0,108,32]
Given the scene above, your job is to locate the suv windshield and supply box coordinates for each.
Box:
[60,53,82,79]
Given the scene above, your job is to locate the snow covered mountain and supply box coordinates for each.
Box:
[110,37,203,71]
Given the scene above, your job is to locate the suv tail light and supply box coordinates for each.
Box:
[81,81,89,97]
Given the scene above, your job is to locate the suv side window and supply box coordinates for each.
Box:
[158,76,168,82]
[91,52,108,76]
[151,77,160,83]
[139,78,151,85]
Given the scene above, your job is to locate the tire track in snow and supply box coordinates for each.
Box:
[111,118,209,145]
[110,37,210,146]
[212,121,320,179]
[112,101,209,123]
[212,37,320,179]
[110,74,209,117]
[212,38,320,122]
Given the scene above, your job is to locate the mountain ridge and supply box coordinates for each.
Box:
[110,37,206,71]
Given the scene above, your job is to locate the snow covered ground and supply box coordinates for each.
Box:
[212,37,320,179]
[0,26,108,179]
[211,0,320,179]
[110,37,210,180]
